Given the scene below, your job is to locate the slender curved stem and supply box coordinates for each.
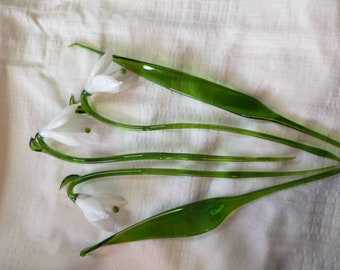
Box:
[80,165,340,256]
[29,133,293,164]
[80,91,340,161]
[63,165,337,202]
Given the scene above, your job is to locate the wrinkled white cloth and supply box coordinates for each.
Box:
[0,1,339,269]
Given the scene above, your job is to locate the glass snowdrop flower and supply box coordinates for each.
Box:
[84,50,137,94]
[38,104,82,147]
[75,194,127,232]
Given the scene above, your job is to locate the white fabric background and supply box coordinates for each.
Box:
[0,1,339,269]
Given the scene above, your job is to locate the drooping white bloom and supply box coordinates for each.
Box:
[84,50,137,94]
[84,50,122,94]
[76,194,127,232]
[39,104,82,146]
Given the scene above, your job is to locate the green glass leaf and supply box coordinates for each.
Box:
[80,166,340,256]
[110,55,340,148]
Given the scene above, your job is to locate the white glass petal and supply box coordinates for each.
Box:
[39,130,81,146]
[75,194,127,232]
[76,195,109,222]
[42,104,79,130]
[86,74,123,94]
[95,194,128,212]
[84,50,114,90]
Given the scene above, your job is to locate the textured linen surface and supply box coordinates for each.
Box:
[0,1,339,269]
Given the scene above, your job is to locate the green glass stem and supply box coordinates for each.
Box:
[71,43,340,149]
[80,91,339,161]
[29,133,293,164]
[80,165,340,256]
[62,165,337,202]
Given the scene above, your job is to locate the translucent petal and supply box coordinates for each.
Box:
[86,74,122,94]
[75,194,127,232]
[42,104,79,130]
[76,195,109,222]
[84,50,114,90]
[95,194,128,212]
[39,130,81,147]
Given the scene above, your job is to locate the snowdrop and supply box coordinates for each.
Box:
[84,50,138,94]
[38,104,84,146]
[75,194,127,232]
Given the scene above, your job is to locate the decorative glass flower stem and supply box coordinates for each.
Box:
[79,165,340,256]
[29,133,293,163]
[71,43,340,149]
[62,165,337,202]
[79,92,339,161]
